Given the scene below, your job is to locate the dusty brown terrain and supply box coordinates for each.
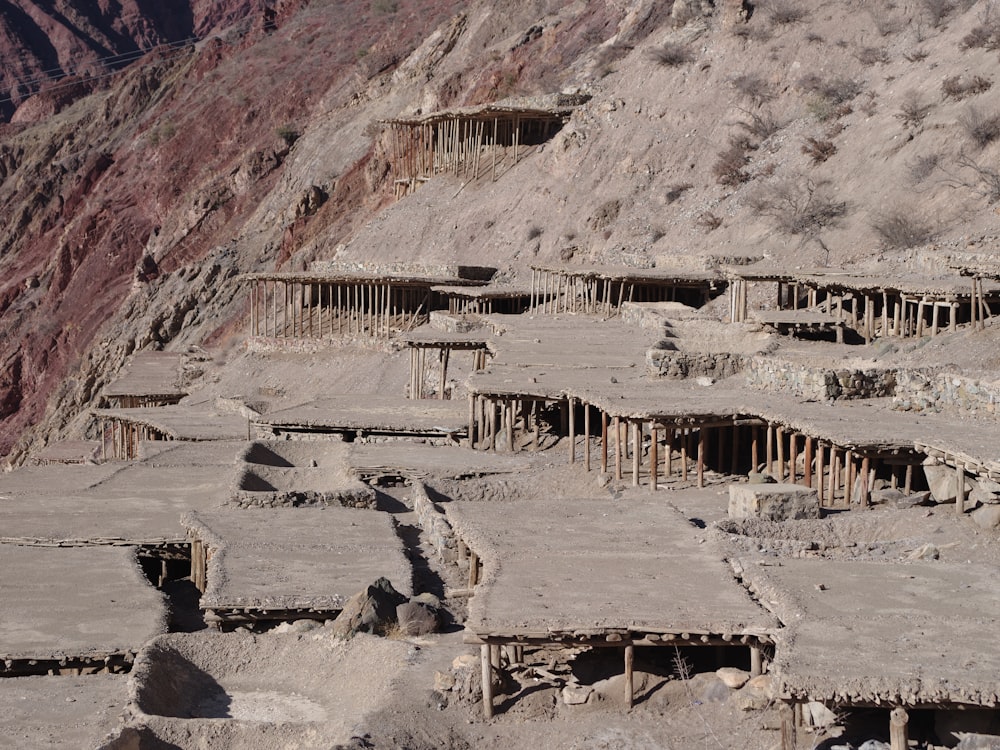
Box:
[4,2,1000,749]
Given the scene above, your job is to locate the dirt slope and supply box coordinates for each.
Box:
[2,0,1000,462]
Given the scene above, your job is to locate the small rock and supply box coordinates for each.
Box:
[562,684,593,705]
[858,740,889,750]
[716,667,751,689]
[696,376,715,387]
[434,670,456,692]
[452,653,477,670]
[894,491,932,509]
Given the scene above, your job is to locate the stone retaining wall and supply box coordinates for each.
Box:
[648,350,747,380]
[745,357,896,401]
[413,484,458,563]
[226,486,376,509]
[892,370,1000,416]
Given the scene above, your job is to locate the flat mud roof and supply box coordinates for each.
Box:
[0,546,166,672]
[0,674,127,749]
[183,508,412,622]
[447,494,777,642]
[256,395,467,437]
[738,557,1000,707]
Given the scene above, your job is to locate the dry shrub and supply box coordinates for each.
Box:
[736,109,783,141]
[921,0,957,28]
[748,178,848,239]
[939,152,1000,204]
[799,74,863,105]
[730,74,774,107]
[959,106,1000,148]
[907,152,941,184]
[870,208,934,249]
[897,90,932,128]
[941,75,992,101]
[648,42,694,66]
[802,137,837,164]
[696,212,723,232]
[904,48,929,62]
[962,8,1000,49]
[713,144,751,186]
[855,46,890,64]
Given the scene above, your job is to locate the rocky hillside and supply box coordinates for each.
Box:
[2,0,1000,464]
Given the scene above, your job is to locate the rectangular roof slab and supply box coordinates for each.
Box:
[102,351,184,399]
[447,494,777,639]
[0,546,166,664]
[0,674,127,750]
[182,508,412,612]
[257,395,467,435]
[737,557,1000,707]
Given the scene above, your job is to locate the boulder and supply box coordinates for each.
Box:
[924,461,959,502]
[734,674,774,711]
[396,600,440,636]
[329,577,408,638]
[716,667,750,689]
[894,491,932,509]
[434,670,456,692]
[971,505,1000,530]
[729,483,820,521]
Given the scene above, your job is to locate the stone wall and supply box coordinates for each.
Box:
[226,486,376,509]
[892,370,1000,416]
[648,350,747,380]
[413,483,458,563]
[745,357,896,401]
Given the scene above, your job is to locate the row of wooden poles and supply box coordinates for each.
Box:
[408,344,488,400]
[730,279,992,338]
[248,278,430,339]
[100,417,167,460]
[529,268,707,316]
[466,394,926,507]
[445,295,531,315]
[386,115,562,196]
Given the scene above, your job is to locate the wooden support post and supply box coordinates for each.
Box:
[956,463,966,514]
[481,644,493,719]
[816,443,825,506]
[750,646,762,677]
[490,400,498,452]
[804,436,813,488]
[566,397,575,464]
[789,432,798,484]
[468,394,476,447]
[889,707,909,750]
[845,450,855,507]
[650,425,658,492]
[766,424,774,476]
[468,551,480,586]
[584,403,591,472]
[601,411,608,473]
[780,703,797,750]
[632,420,641,487]
[860,454,871,508]
[731,422,739,475]
[614,416,622,480]
[681,429,689,482]
[776,427,785,482]
[904,463,913,495]
[697,426,706,488]
[624,644,635,708]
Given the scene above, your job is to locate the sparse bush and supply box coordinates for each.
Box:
[941,75,992,101]
[802,137,837,164]
[276,124,300,146]
[731,74,774,107]
[748,178,848,241]
[921,0,957,28]
[870,207,934,249]
[799,74,863,105]
[907,152,941,184]
[904,48,929,62]
[371,0,398,14]
[939,152,1000,204]
[648,42,694,67]
[696,212,723,232]
[766,0,808,25]
[712,145,751,186]
[868,4,905,36]
[897,90,932,128]
[665,183,693,204]
[805,32,824,44]
[855,46,890,64]
[961,9,1000,49]
[959,106,1000,148]
[527,225,543,240]
[736,109,783,141]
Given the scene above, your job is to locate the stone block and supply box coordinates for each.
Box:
[728,483,820,521]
